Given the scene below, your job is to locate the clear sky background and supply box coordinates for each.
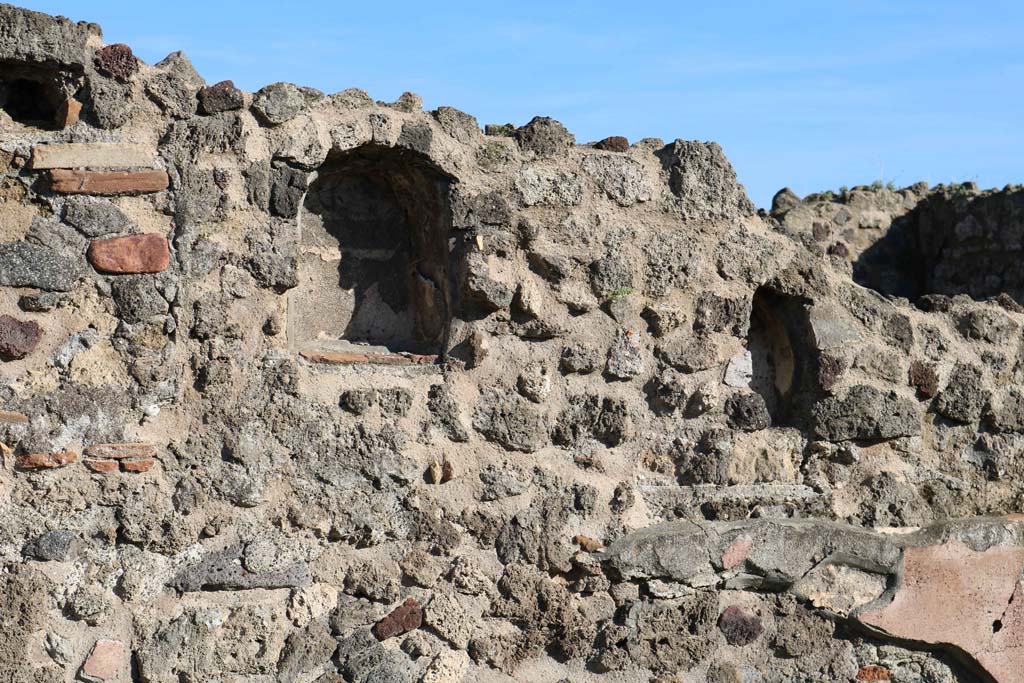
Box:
[19,0,1024,207]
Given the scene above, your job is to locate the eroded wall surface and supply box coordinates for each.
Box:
[2,4,1024,682]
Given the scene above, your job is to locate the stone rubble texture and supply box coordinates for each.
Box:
[1,4,1024,682]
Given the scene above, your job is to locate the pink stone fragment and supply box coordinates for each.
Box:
[721,536,753,570]
[80,639,124,681]
[858,541,1024,683]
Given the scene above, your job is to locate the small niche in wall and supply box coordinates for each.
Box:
[748,287,797,423]
[0,62,66,128]
[288,143,455,360]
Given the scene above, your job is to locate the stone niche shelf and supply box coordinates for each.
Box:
[298,346,438,367]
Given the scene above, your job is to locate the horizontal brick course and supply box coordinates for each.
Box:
[84,458,119,473]
[85,442,156,460]
[120,458,156,473]
[16,451,78,470]
[32,143,156,170]
[49,169,168,195]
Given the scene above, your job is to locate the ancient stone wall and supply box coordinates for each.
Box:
[1,4,1023,682]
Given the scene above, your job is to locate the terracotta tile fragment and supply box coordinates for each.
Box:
[574,535,604,552]
[84,459,118,473]
[49,169,168,195]
[857,665,891,681]
[55,98,82,128]
[32,143,155,169]
[858,541,1024,683]
[16,451,78,470]
[120,458,155,473]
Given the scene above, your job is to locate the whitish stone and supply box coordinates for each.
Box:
[32,143,155,169]
[724,350,753,388]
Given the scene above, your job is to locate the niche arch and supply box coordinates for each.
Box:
[288,143,457,357]
[746,286,827,428]
[0,62,72,127]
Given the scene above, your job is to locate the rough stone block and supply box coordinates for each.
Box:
[0,315,43,361]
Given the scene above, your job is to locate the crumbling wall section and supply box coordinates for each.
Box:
[1,5,1023,683]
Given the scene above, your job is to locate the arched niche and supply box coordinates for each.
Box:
[288,143,456,357]
[748,288,797,421]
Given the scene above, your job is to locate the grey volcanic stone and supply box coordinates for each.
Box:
[473,389,547,453]
[811,385,920,441]
[252,82,308,125]
[605,329,645,380]
[145,51,204,118]
[427,384,470,442]
[515,116,574,158]
[23,530,74,561]
[0,242,82,291]
[0,4,96,67]
[199,80,245,114]
[725,392,771,431]
[659,139,756,221]
[0,315,43,361]
[111,276,168,323]
[63,197,134,237]
[168,544,311,592]
[935,362,987,423]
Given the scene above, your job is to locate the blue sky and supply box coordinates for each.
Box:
[22,1,1024,207]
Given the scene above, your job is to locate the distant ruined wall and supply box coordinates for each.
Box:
[2,4,1024,683]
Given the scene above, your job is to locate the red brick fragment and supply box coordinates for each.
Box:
[0,315,43,361]
[87,234,170,274]
[55,98,82,128]
[372,597,422,641]
[857,665,891,681]
[85,443,156,460]
[120,458,155,473]
[84,459,118,474]
[16,451,78,470]
[95,44,139,81]
[50,169,168,196]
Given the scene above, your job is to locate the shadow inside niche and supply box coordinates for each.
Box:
[0,61,68,128]
[854,188,1024,304]
[290,143,456,356]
